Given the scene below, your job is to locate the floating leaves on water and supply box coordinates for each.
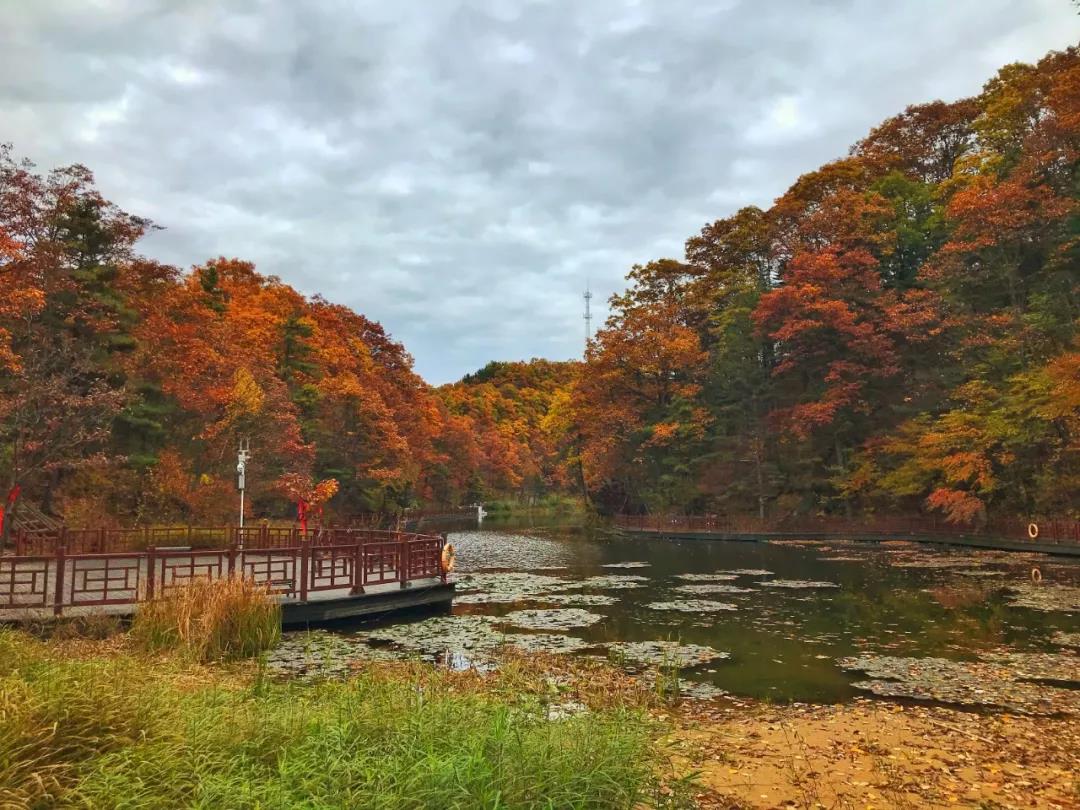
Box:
[368,614,592,658]
[717,569,774,576]
[507,634,595,655]
[646,600,738,613]
[266,630,406,680]
[979,651,1080,685]
[839,654,1080,716]
[606,640,730,667]
[369,615,500,651]
[455,572,578,595]
[455,592,534,605]
[499,608,604,631]
[758,580,840,589]
[674,573,739,582]
[951,569,1006,577]
[449,531,569,572]
[673,680,729,700]
[600,561,651,569]
[891,557,979,569]
[576,574,649,590]
[1005,583,1080,613]
[1052,631,1080,649]
[531,593,620,607]
[819,556,864,562]
[673,584,753,595]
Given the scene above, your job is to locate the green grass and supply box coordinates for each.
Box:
[0,631,659,809]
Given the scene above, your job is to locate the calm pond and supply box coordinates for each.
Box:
[272,522,1080,709]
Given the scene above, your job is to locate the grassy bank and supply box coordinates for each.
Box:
[0,629,665,809]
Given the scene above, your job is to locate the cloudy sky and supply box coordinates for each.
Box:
[2,1,1078,383]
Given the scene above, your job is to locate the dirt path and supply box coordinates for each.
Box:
[665,698,1079,809]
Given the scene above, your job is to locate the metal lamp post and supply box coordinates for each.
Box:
[237,439,251,528]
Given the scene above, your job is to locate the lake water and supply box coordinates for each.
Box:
[273,522,1080,707]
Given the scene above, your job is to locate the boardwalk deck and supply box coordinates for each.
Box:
[1,529,455,625]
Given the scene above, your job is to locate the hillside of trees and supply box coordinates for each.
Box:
[569,47,1080,522]
[0,148,577,529]
[2,47,1078,529]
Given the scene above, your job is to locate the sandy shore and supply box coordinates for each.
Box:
[665,698,1079,809]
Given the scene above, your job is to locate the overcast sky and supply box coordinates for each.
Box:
[2,1,1078,383]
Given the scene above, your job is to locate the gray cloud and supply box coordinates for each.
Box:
[2,0,1077,382]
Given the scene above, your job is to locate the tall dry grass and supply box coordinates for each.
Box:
[131,576,281,662]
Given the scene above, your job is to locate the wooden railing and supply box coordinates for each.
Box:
[0,528,448,617]
[613,514,1080,546]
[7,525,432,556]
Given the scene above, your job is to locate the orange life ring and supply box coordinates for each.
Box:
[440,542,456,574]
[1031,567,1042,583]
[1028,523,1039,539]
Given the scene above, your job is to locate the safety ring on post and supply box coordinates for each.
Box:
[1027,522,1039,539]
[1031,567,1042,583]
[440,542,456,574]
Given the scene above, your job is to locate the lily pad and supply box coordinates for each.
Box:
[891,558,977,569]
[531,593,620,607]
[600,561,651,569]
[673,573,739,582]
[455,572,579,595]
[646,600,738,613]
[606,640,729,667]
[507,633,595,655]
[499,608,604,631]
[758,579,839,590]
[1006,583,1080,613]
[951,569,1006,577]
[717,569,774,576]
[455,592,535,605]
[266,631,407,679]
[368,614,592,658]
[1052,631,1080,649]
[674,680,729,700]
[840,654,1080,716]
[368,615,500,652]
[575,574,649,590]
[673,584,753,595]
[979,651,1080,685]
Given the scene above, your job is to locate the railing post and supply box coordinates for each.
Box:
[399,536,411,589]
[146,547,156,601]
[299,534,309,602]
[53,543,66,616]
[440,533,448,584]
[227,543,237,578]
[351,536,365,594]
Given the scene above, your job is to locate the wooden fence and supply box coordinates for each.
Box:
[0,528,447,617]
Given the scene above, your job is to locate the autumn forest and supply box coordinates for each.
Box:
[2,47,1079,530]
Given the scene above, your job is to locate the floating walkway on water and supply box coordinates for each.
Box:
[0,528,455,625]
[614,515,1080,558]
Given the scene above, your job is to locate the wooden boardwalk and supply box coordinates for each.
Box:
[1,529,455,625]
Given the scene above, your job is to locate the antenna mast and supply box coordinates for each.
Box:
[583,282,593,351]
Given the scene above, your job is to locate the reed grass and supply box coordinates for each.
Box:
[0,630,658,809]
[131,576,281,662]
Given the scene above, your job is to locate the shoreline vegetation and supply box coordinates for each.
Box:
[3,619,1077,809]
